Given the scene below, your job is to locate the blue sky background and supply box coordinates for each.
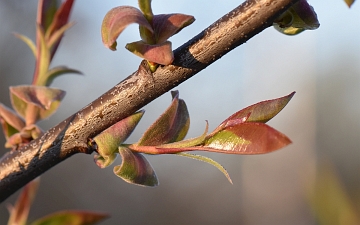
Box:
[1,1,360,224]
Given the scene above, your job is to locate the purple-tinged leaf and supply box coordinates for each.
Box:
[47,22,74,51]
[204,123,291,154]
[219,92,295,126]
[10,85,65,122]
[44,0,75,59]
[5,124,43,148]
[13,33,37,58]
[114,147,158,187]
[137,91,189,146]
[101,6,153,51]
[138,0,153,22]
[344,0,356,7]
[177,152,233,184]
[153,14,195,43]
[30,210,108,225]
[0,103,25,133]
[274,0,319,35]
[125,40,174,65]
[7,178,40,225]
[93,111,144,168]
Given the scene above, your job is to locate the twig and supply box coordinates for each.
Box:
[0,0,297,202]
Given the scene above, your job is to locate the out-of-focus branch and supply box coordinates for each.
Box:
[0,0,298,202]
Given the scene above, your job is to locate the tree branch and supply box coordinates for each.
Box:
[0,0,297,202]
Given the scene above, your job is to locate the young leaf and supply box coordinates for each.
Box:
[177,152,233,184]
[37,0,60,33]
[152,14,195,43]
[125,40,174,65]
[7,178,40,225]
[137,91,189,146]
[0,103,25,133]
[93,110,144,168]
[30,210,108,225]
[13,33,37,58]
[114,147,158,187]
[204,123,291,154]
[43,66,82,87]
[274,0,319,35]
[10,85,65,121]
[219,92,295,125]
[101,6,153,50]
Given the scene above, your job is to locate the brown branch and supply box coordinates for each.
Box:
[0,0,298,202]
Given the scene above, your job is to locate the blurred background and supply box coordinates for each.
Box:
[0,0,359,224]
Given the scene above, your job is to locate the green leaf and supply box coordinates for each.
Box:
[34,24,51,85]
[7,178,40,225]
[137,90,190,146]
[125,40,174,65]
[204,123,291,154]
[101,6,153,51]
[13,33,37,58]
[0,103,25,134]
[10,85,66,121]
[177,152,233,184]
[114,146,158,187]
[42,66,82,87]
[152,14,195,43]
[93,110,144,168]
[30,210,108,225]
[219,92,295,126]
[138,0,153,22]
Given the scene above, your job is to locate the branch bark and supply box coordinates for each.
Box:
[0,0,297,202]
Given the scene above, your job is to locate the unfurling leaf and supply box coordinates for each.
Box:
[177,152,233,184]
[125,40,174,65]
[30,210,108,225]
[114,147,158,187]
[101,6,153,50]
[274,0,319,35]
[10,85,65,121]
[7,178,40,225]
[13,33,37,58]
[152,14,195,43]
[137,90,189,146]
[93,110,144,168]
[0,103,25,137]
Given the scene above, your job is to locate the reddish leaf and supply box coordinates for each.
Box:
[30,210,108,225]
[101,6,153,50]
[37,0,60,33]
[204,123,291,154]
[152,14,195,43]
[125,40,174,65]
[93,111,144,168]
[43,66,83,87]
[114,147,158,187]
[7,178,40,225]
[137,91,189,146]
[220,92,295,125]
[10,85,65,121]
[0,103,25,134]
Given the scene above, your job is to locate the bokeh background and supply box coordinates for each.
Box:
[1,0,359,224]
